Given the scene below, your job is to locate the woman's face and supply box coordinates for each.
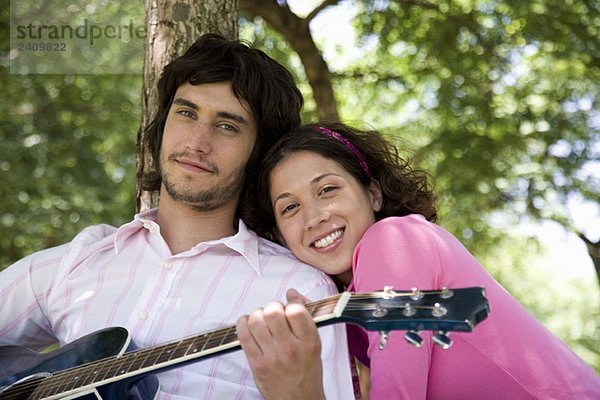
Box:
[269,151,382,285]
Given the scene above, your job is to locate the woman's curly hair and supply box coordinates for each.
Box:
[242,121,438,243]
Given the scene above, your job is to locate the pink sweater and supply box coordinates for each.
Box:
[347,215,600,399]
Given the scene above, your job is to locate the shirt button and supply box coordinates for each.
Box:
[163,260,173,269]
[138,311,148,320]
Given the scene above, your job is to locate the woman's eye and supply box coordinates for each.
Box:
[281,203,298,215]
[319,186,337,195]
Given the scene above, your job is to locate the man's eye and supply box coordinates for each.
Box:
[218,123,239,133]
[177,109,196,118]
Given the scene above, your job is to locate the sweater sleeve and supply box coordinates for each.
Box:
[350,215,447,400]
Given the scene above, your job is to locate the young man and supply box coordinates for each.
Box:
[0,34,353,399]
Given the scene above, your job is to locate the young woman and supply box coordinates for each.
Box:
[237,122,600,399]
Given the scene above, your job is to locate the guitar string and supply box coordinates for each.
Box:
[4,291,455,398]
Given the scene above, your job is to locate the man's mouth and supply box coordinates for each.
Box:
[173,156,216,174]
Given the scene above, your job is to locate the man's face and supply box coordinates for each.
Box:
[160,81,257,212]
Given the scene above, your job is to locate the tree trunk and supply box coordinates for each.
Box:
[240,0,339,121]
[136,0,238,212]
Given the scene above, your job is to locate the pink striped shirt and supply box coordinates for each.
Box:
[0,209,354,399]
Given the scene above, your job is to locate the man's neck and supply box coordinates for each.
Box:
[155,193,238,255]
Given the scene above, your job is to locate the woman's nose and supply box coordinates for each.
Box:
[305,203,329,230]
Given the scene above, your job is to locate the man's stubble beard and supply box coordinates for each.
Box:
[162,165,246,212]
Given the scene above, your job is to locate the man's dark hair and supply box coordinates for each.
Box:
[141,33,304,196]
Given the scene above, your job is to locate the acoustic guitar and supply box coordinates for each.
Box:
[0,286,489,400]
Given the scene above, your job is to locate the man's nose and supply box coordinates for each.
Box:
[186,122,212,152]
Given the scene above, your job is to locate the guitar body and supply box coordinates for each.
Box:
[0,327,159,400]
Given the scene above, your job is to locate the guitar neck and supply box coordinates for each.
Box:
[33,293,349,399]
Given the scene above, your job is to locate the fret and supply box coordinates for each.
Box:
[219,326,238,346]
[126,347,155,372]
[55,367,87,394]
[91,357,120,383]
[110,354,134,379]
[188,332,211,355]
[31,379,53,400]
[88,361,107,384]
[114,351,142,376]
[29,374,63,399]
[169,338,193,360]
[196,332,212,351]
[153,342,181,365]
[138,343,168,369]
[203,328,230,351]
[78,360,102,388]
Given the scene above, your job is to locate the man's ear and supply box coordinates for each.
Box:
[368,179,383,212]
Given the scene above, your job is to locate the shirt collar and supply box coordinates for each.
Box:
[221,219,261,275]
[115,209,262,274]
[114,208,158,253]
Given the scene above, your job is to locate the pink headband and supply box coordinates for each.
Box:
[313,126,372,178]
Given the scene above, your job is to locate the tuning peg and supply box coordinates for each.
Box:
[378,330,390,350]
[404,330,423,347]
[440,287,454,299]
[382,286,395,299]
[410,287,423,301]
[403,302,417,317]
[433,331,453,349]
[373,304,388,318]
[432,302,448,317]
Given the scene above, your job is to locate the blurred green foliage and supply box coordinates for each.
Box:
[0,72,140,264]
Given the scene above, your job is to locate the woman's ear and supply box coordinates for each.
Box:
[368,179,383,212]
[275,228,287,246]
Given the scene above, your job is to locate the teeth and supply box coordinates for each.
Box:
[313,229,343,248]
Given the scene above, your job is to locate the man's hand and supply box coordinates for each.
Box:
[236,289,325,400]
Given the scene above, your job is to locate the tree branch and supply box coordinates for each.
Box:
[240,0,339,120]
[306,0,341,22]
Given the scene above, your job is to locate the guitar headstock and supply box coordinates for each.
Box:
[339,286,489,349]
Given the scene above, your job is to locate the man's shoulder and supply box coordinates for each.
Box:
[4,223,121,275]
[255,235,323,272]
[74,223,119,243]
[255,236,295,258]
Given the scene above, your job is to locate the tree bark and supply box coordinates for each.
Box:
[136,0,238,212]
[240,0,339,121]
